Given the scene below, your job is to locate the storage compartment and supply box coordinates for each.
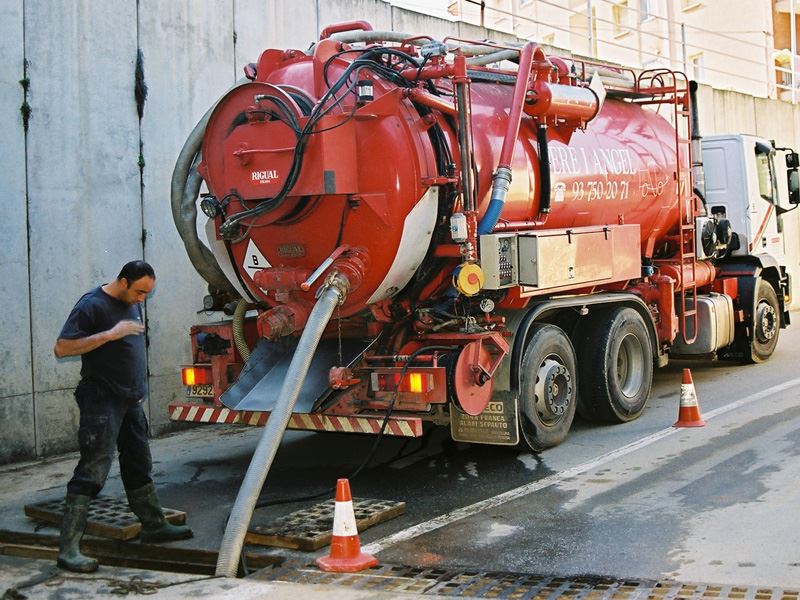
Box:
[517,224,640,289]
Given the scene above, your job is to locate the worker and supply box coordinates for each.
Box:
[53,260,192,573]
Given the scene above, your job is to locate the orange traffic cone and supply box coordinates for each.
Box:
[316,479,378,573]
[673,368,705,427]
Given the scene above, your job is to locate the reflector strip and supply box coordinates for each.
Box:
[167,403,423,437]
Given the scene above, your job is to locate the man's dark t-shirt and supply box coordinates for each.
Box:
[59,286,147,400]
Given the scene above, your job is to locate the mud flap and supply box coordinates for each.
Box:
[450,392,519,445]
[221,337,366,412]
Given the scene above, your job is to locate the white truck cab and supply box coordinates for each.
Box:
[701,134,800,263]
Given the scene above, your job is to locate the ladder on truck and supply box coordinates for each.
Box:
[567,60,698,343]
[633,69,698,344]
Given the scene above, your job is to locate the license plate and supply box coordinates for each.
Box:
[187,383,214,398]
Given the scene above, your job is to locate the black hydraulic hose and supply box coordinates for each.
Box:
[537,123,551,215]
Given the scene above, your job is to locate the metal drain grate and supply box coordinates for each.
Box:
[246,498,406,551]
[254,562,800,600]
[25,496,186,541]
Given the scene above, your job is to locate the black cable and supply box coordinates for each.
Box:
[252,344,457,509]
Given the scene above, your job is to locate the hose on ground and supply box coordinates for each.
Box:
[215,273,350,578]
[232,298,251,362]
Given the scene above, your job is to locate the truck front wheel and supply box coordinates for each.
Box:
[518,323,578,452]
[577,307,653,423]
[744,279,780,364]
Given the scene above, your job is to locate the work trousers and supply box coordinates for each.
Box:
[66,379,153,497]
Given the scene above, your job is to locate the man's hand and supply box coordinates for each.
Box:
[54,320,145,358]
[107,319,145,341]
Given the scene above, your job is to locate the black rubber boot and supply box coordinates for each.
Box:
[57,494,99,573]
[127,483,193,542]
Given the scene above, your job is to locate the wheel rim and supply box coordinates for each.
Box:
[533,357,573,425]
[617,333,644,398]
[755,301,777,343]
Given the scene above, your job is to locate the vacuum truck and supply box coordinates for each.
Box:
[169,21,797,452]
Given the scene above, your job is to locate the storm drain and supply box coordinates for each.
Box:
[24,496,186,541]
[254,562,800,600]
[246,498,406,551]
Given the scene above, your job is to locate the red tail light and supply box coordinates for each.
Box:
[371,372,432,393]
[182,366,212,386]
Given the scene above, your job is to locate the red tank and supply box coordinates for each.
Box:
[200,38,689,326]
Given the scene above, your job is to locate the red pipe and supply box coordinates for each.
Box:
[497,43,546,170]
[405,88,456,116]
[319,21,373,40]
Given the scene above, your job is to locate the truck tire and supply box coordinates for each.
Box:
[744,279,780,364]
[577,307,652,423]
[518,323,577,452]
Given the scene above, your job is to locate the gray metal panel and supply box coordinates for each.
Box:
[234,0,271,70]
[264,0,318,51]
[391,7,457,39]
[221,338,365,412]
[0,0,33,410]
[25,1,141,455]
[33,389,80,456]
[138,0,236,433]
[0,395,36,463]
[319,0,392,35]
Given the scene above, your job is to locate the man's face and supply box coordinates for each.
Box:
[120,276,155,305]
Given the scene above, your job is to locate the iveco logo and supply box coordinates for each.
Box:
[251,169,278,183]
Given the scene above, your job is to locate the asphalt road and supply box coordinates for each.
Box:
[4,317,798,593]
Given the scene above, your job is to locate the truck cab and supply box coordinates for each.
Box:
[701,134,799,264]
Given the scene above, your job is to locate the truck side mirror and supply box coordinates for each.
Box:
[787,151,800,169]
[788,169,800,205]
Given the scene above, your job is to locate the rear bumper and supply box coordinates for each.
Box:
[168,402,423,437]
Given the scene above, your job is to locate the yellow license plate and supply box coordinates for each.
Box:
[187,383,214,398]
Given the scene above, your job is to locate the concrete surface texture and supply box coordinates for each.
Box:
[3,0,800,464]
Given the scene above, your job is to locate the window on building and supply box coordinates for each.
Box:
[612,1,630,37]
[690,52,704,81]
[542,31,556,46]
[639,0,651,22]
[519,0,534,7]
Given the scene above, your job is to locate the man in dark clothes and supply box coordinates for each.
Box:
[53,260,192,573]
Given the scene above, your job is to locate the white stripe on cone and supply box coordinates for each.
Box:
[333,500,358,537]
[680,383,698,407]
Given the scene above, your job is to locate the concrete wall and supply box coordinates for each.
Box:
[1,0,799,464]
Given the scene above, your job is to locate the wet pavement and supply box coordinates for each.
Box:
[2,318,800,596]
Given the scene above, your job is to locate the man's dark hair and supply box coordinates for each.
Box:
[118,261,155,285]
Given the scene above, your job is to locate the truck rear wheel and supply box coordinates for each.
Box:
[744,279,780,364]
[518,324,577,452]
[577,307,653,423]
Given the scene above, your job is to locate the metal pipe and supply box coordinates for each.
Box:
[455,59,476,213]
[688,80,706,206]
[405,88,457,116]
[478,43,543,235]
[215,273,349,577]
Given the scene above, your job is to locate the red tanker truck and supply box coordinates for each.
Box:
[169,22,797,452]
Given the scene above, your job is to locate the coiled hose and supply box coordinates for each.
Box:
[215,274,349,577]
[232,298,251,362]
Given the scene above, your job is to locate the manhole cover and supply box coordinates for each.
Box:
[254,562,800,600]
[25,496,186,541]
[246,498,405,551]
